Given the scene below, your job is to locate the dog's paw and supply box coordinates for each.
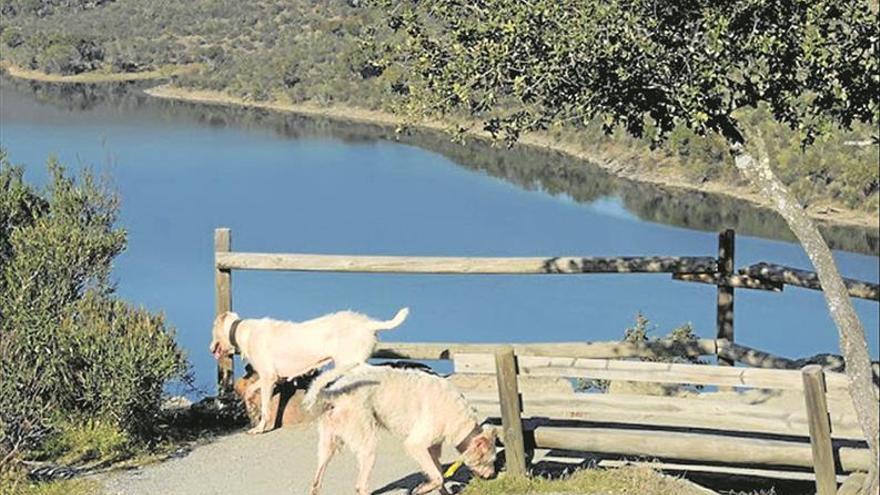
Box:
[247,425,267,435]
[410,480,444,495]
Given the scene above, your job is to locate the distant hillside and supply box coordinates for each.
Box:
[1,0,877,218]
[0,0,116,18]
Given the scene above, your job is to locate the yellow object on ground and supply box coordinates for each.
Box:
[444,459,464,478]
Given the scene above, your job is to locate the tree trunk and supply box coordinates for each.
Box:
[731,141,879,494]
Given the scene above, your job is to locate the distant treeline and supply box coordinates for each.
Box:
[0,0,877,215]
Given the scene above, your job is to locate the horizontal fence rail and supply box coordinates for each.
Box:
[716,340,800,369]
[672,272,783,291]
[215,252,719,274]
[532,427,872,473]
[464,391,866,440]
[596,460,847,484]
[452,353,852,391]
[373,339,718,361]
[743,262,880,301]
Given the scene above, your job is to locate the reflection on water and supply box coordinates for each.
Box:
[4,76,876,256]
[3,76,878,394]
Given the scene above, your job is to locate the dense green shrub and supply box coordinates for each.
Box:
[35,35,103,74]
[0,153,188,467]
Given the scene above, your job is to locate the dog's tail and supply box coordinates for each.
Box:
[368,307,409,332]
[302,363,360,411]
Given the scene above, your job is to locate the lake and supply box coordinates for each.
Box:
[1,78,877,396]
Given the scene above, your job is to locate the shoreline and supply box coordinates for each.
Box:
[0,61,200,83]
[144,84,879,232]
[2,62,876,231]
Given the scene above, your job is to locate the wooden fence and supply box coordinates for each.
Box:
[212,227,878,492]
[213,227,878,392]
[377,340,874,493]
[466,352,870,491]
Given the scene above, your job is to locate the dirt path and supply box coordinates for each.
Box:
[98,426,456,495]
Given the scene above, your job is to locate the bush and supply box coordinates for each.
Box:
[576,313,705,393]
[61,294,187,438]
[0,152,188,468]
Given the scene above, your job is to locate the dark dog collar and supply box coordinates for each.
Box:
[456,425,483,454]
[228,319,242,354]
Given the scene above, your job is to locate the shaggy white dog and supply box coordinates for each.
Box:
[307,364,497,495]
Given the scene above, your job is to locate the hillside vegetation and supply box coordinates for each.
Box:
[0,0,877,217]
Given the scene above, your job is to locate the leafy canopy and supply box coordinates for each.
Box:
[369,0,878,147]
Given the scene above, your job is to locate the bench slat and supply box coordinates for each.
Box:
[374,339,717,361]
[597,460,848,483]
[464,392,864,440]
[533,427,871,472]
[454,354,849,392]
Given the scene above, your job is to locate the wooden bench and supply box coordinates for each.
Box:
[452,349,875,495]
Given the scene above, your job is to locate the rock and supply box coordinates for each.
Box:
[162,396,192,411]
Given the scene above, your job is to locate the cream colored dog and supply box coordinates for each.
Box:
[209,307,408,434]
[307,364,497,495]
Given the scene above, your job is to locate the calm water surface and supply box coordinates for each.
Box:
[1,79,877,395]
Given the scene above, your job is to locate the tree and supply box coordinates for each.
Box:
[368,1,879,491]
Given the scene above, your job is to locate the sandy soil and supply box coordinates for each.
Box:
[97,425,460,495]
[0,62,199,83]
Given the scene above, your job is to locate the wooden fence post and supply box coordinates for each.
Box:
[495,347,527,477]
[215,228,234,398]
[717,229,735,366]
[802,365,837,495]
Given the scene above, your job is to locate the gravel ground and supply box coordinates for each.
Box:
[97,425,460,495]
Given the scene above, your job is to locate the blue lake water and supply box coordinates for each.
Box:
[1,79,877,396]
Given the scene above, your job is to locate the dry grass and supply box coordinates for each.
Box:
[0,468,98,495]
[459,465,712,495]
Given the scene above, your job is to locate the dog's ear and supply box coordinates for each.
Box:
[472,435,491,454]
[486,427,498,442]
[214,311,239,329]
[222,311,239,329]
